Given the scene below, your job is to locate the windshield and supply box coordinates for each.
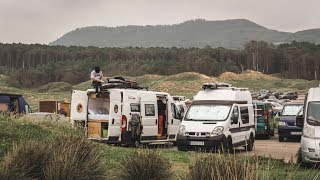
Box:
[307,102,320,126]
[185,105,231,121]
[281,104,303,116]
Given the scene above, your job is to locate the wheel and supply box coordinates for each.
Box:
[245,135,254,151]
[265,133,271,140]
[132,136,141,148]
[222,137,234,153]
[279,136,284,142]
[271,129,275,136]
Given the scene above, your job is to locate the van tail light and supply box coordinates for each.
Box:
[121,115,127,132]
[264,111,269,120]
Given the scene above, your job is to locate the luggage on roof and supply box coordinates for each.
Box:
[101,76,146,90]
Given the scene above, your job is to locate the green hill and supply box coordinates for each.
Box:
[50,19,320,49]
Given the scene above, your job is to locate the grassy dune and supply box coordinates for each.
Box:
[1,71,319,111]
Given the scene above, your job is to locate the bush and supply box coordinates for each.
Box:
[186,154,260,180]
[43,136,106,180]
[0,136,106,179]
[120,149,172,180]
[0,141,49,179]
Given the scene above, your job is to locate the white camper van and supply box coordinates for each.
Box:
[70,88,182,147]
[296,87,320,163]
[176,83,255,152]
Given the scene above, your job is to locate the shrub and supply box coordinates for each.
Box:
[43,136,106,180]
[0,141,50,179]
[0,136,106,179]
[186,154,260,180]
[120,149,172,180]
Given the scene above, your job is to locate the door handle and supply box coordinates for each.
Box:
[156,119,158,124]
[112,118,114,124]
[171,119,173,124]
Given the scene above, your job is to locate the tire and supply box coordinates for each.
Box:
[279,136,284,142]
[132,136,141,148]
[271,129,275,136]
[223,137,234,153]
[246,135,254,151]
[265,133,271,140]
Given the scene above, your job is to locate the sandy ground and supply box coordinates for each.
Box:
[244,134,300,163]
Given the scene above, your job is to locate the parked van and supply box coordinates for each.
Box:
[176,83,255,152]
[70,87,182,147]
[278,103,303,142]
[253,101,275,139]
[0,93,31,115]
[296,87,320,163]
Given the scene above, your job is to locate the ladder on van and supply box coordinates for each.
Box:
[253,103,263,130]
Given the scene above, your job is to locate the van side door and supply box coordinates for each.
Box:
[240,105,254,142]
[109,91,122,141]
[168,103,181,140]
[140,93,158,140]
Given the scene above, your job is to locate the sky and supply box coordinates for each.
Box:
[1,0,319,44]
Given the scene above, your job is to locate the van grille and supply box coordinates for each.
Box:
[286,122,296,127]
[188,132,208,136]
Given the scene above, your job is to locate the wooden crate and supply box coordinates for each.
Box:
[39,101,57,113]
[88,121,101,138]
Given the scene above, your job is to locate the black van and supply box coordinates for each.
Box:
[0,93,31,115]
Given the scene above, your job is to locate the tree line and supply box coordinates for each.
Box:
[0,41,320,88]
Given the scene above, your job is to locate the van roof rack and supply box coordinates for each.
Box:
[202,82,232,90]
[100,77,148,90]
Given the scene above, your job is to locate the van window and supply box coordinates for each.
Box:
[307,102,320,126]
[282,104,303,116]
[171,103,180,119]
[232,106,239,124]
[130,103,140,112]
[145,104,155,116]
[240,107,249,124]
[185,105,231,121]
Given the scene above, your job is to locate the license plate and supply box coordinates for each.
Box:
[190,141,204,146]
[291,132,302,135]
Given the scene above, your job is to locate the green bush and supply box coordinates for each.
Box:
[0,136,106,179]
[186,154,260,180]
[120,149,172,180]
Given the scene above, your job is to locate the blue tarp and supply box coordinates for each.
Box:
[0,95,10,104]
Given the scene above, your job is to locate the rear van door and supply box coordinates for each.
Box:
[109,90,122,140]
[70,90,88,121]
[140,93,158,140]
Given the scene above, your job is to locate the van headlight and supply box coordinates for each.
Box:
[211,126,224,136]
[304,125,315,137]
[178,125,186,136]
[278,121,286,126]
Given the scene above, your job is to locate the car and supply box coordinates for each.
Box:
[271,92,281,99]
[278,103,303,142]
[279,92,296,100]
[270,102,283,114]
[259,89,269,100]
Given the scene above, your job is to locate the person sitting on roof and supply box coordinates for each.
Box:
[90,66,104,93]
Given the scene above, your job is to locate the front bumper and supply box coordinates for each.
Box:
[278,126,302,138]
[176,134,227,151]
[301,136,320,163]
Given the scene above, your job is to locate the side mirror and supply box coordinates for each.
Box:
[231,115,238,124]
[296,115,304,127]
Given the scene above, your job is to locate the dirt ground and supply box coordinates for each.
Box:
[242,134,300,163]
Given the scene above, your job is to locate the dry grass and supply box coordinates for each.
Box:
[120,149,173,180]
[0,136,106,179]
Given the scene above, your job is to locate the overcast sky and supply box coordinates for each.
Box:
[1,0,319,44]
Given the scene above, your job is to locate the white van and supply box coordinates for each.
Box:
[70,88,182,147]
[176,83,255,152]
[296,87,320,163]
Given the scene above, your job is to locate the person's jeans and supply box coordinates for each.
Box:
[92,81,102,93]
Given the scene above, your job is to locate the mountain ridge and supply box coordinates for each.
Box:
[50,19,320,49]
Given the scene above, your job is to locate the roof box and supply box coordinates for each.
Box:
[202,82,232,90]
